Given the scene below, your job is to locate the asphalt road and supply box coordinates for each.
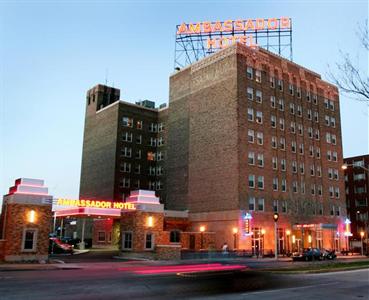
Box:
[0,262,368,300]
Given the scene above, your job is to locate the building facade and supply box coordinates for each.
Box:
[343,154,369,246]
[167,43,346,253]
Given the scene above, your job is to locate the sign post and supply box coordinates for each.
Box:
[273,213,279,260]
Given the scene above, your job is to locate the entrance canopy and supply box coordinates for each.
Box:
[54,207,122,218]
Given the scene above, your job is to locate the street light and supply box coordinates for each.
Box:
[360,231,365,256]
[199,225,205,250]
[286,229,291,254]
[273,213,279,260]
[232,227,238,250]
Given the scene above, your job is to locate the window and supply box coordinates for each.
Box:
[120,162,131,173]
[248,152,255,165]
[310,165,315,176]
[257,132,264,145]
[98,231,106,242]
[315,129,320,140]
[156,151,164,161]
[271,115,276,127]
[289,83,294,95]
[318,203,323,215]
[307,109,312,120]
[309,145,314,157]
[278,98,284,111]
[248,175,255,188]
[299,143,304,155]
[329,186,334,198]
[149,123,158,132]
[281,179,287,192]
[122,132,133,142]
[314,111,319,122]
[257,176,264,189]
[149,137,157,147]
[256,90,263,102]
[255,70,262,82]
[257,153,264,167]
[299,162,305,174]
[248,130,254,143]
[122,147,132,158]
[290,103,295,114]
[297,105,302,116]
[270,96,276,108]
[249,197,255,211]
[281,159,286,171]
[134,164,141,174]
[292,181,298,193]
[256,111,263,123]
[272,157,278,169]
[333,169,339,180]
[271,136,277,148]
[122,117,133,127]
[317,165,322,177]
[332,151,338,162]
[22,229,37,251]
[326,133,331,144]
[135,149,142,159]
[158,123,165,132]
[136,135,142,144]
[281,200,287,213]
[292,161,297,173]
[120,178,130,188]
[257,198,265,211]
[311,184,316,195]
[145,233,154,250]
[122,232,133,250]
[247,66,253,79]
[157,137,164,146]
[147,151,155,161]
[291,141,297,153]
[278,79,283,91]
[270,76,276,88]
[279,118,285,130]
[170,231,181,243]
[316,147,321,159]
[298,124,303,135]
[327,150,332,161]
[280,138,286,150]
[290,121,296,133]
[273,199,278,212]
[248,108,254,121]
[306,91,311,102]
[157,166,164,176]
[354,173,366,181]
[313,94,318,105]
[335,187,340,198]
[324,99,329,109]
[308,127,313,138]
[247,87,253,100]
[134,179,140,189]
[329,101,335,110]
[273,178,278,191]
[317,185,323,196]
[325,115,330,126]
[296,87,301,98]
[301,181,305,194]
[331,134,337,145]
[137,120,143,129]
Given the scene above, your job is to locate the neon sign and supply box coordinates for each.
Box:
[344,218,352,237]
[243,212,252,236]
[56,198,136,210]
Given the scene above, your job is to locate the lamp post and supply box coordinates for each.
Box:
[232,227,238,250]
[261,228,266,256]
[360,231,365,256]
[199,225,205,250]
[273,213,279,260]
[286,229,291,254]
[292,235,296,252]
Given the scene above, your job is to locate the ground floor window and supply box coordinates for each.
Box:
[251,228,264,256]
[316,230,323,249]
[98,231,106,242]
[145,233,154,250]
[170,231,181,243]
[22,229,37,252]
[122,232,133,250]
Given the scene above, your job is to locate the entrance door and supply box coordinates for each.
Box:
[189,235,195,250]
[295,239,302,252]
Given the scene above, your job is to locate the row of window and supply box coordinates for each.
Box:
[122,231,181,250]
[122,117,165,132]
[246,67,336,111]
[120,163,164,176]
[121,148,164,161]
[119,178,164,190]
[122,133,165,147]
[248,174,340,198]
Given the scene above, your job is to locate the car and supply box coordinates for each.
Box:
[292,248,322,261]
[49,237,74,254]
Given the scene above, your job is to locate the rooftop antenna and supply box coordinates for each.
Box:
[105,68,109,86]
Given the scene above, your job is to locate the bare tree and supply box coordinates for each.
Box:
[329,20,369,103]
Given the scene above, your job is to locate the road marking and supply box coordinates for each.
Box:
[306,268,369,276]
[241,282,337,296]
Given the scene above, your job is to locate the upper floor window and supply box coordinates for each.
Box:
[247,66,253,79]
[122,117,133,127]
[247,87,253,100]
[255,70,262,83]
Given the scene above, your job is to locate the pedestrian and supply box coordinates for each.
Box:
[222,242,229,256]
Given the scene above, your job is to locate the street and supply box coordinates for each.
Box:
[0,258,368,300]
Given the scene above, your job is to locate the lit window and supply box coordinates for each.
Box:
[255,70,262,83]
[256,111,263,124]
[137,120,143,129]
[122,117,133,127]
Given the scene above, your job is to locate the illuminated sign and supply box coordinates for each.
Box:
[56,198,136,210]
[344,218,352,236]
[295,224,316,229]
[177,17,291,50]
[243,212,252,236]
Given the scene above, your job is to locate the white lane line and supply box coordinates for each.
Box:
[241,282,337,296]
[306,268,369,276]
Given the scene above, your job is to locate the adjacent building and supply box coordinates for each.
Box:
[343,154,369,246]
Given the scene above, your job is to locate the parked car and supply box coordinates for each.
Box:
[322,249,337,260]
[49,237,74,254]
[292,248,322,261]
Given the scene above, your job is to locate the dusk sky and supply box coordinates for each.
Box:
[1,0,368,199]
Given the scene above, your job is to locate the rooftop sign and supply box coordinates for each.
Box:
[56,198,136,210]
[174,17,292,69]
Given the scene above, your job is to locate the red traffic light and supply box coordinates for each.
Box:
[273,213,279,222]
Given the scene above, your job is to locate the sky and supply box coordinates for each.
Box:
[1,0,368,199]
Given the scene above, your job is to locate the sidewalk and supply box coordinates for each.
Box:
[0,263,81,272]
